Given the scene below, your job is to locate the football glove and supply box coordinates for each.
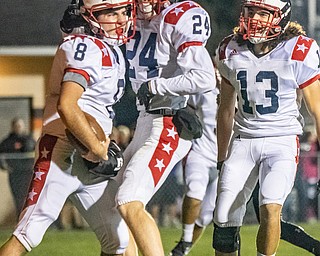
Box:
[60,0,86,34]
[137,82,154,109]
[83,141,124,178]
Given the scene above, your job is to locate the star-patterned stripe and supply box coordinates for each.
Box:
[291,35,314,61]
[23,135,58,208]
[148,117,179,186]
[93,38,113,67]
[164,1,199,25]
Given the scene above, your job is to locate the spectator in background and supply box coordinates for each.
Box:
[0,117,35,220]
[300,130,320,222]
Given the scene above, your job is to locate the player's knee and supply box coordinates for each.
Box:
[196,212,213,227]
[186,176,207,200]
[212,224,240,253]
[118,201,144,220]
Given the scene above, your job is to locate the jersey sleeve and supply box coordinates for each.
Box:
[293,36,320,88]
[150,45,215,95]
[149,2,215,96]
[165,2,211,51]
[214,35,234,82]
[59,35,107,90]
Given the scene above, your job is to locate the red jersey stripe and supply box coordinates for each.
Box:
[178,41,202,52]
[291,36,314,61]
[299,74,320,89]
[164,1,199,25]
[92,38,113,67]
[65,68,90,83]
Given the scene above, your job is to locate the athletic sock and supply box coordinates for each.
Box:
[182,223,195,242]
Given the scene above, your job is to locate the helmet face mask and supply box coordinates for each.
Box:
[136,0,170,19]
[239,0,291,44]
[81,0,136,46]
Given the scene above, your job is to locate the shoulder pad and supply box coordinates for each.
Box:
[90,38,113,67]
[291,35,314,62]
[218,35,234,61]
[164,1,201,25]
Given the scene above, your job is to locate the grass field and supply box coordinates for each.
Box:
[1,222,320,255]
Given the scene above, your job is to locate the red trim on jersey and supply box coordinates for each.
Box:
[148,117,179,186]
[65,68,90,83]
[62,35,87,44]
[92,38,113,67]
[164,1,199,25]
[178,41,202,52]
[295,136,300,164]
[299,74,320,89]
[218,35,233,60]
[24,135,58,208]
[291,36,314,61]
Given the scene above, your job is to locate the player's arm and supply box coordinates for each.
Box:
[149,46,215,96]
[148,9,215,96]
[216,76,236,162]
[57,81,109,160]
[302,79,320,143]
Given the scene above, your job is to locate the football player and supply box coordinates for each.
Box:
[169,87,219,256]
[213,0,320,255]
[0,0,135,255]
[115,0,216,255]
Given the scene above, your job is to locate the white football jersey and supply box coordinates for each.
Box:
[188,88,218,161]
[42,35,126,138]
[216,35,320,137]
[126,0,215,111]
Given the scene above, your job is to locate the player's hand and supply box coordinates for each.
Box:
[81,140,110,163]
[84,140,124,178]
[137,82,154,109]
[60,1,86,34]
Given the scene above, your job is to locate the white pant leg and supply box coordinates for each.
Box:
[70,179,129,255]
[184,151,213,201]
[14,135,81,251]
[259,135,299,206]
[117,112,192,206]
[214,136,259,227]
[195,170,218,227]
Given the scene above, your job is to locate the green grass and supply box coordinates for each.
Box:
[1,223,320,255]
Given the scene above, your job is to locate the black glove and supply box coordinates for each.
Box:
[217,161,224,172]
[83,141,124,178]
[60,1,87,34]
[137,82,154,109]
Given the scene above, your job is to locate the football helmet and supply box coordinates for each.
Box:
[239,0,291,44]
[80,0,136,45]
[136,0,170,19]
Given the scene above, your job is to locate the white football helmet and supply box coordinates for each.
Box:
[81,0,136,45]
[239,0,291,44]
[136,0,170,19]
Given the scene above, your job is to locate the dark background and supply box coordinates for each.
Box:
[0,0,311,127]
[0,1,309,55]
